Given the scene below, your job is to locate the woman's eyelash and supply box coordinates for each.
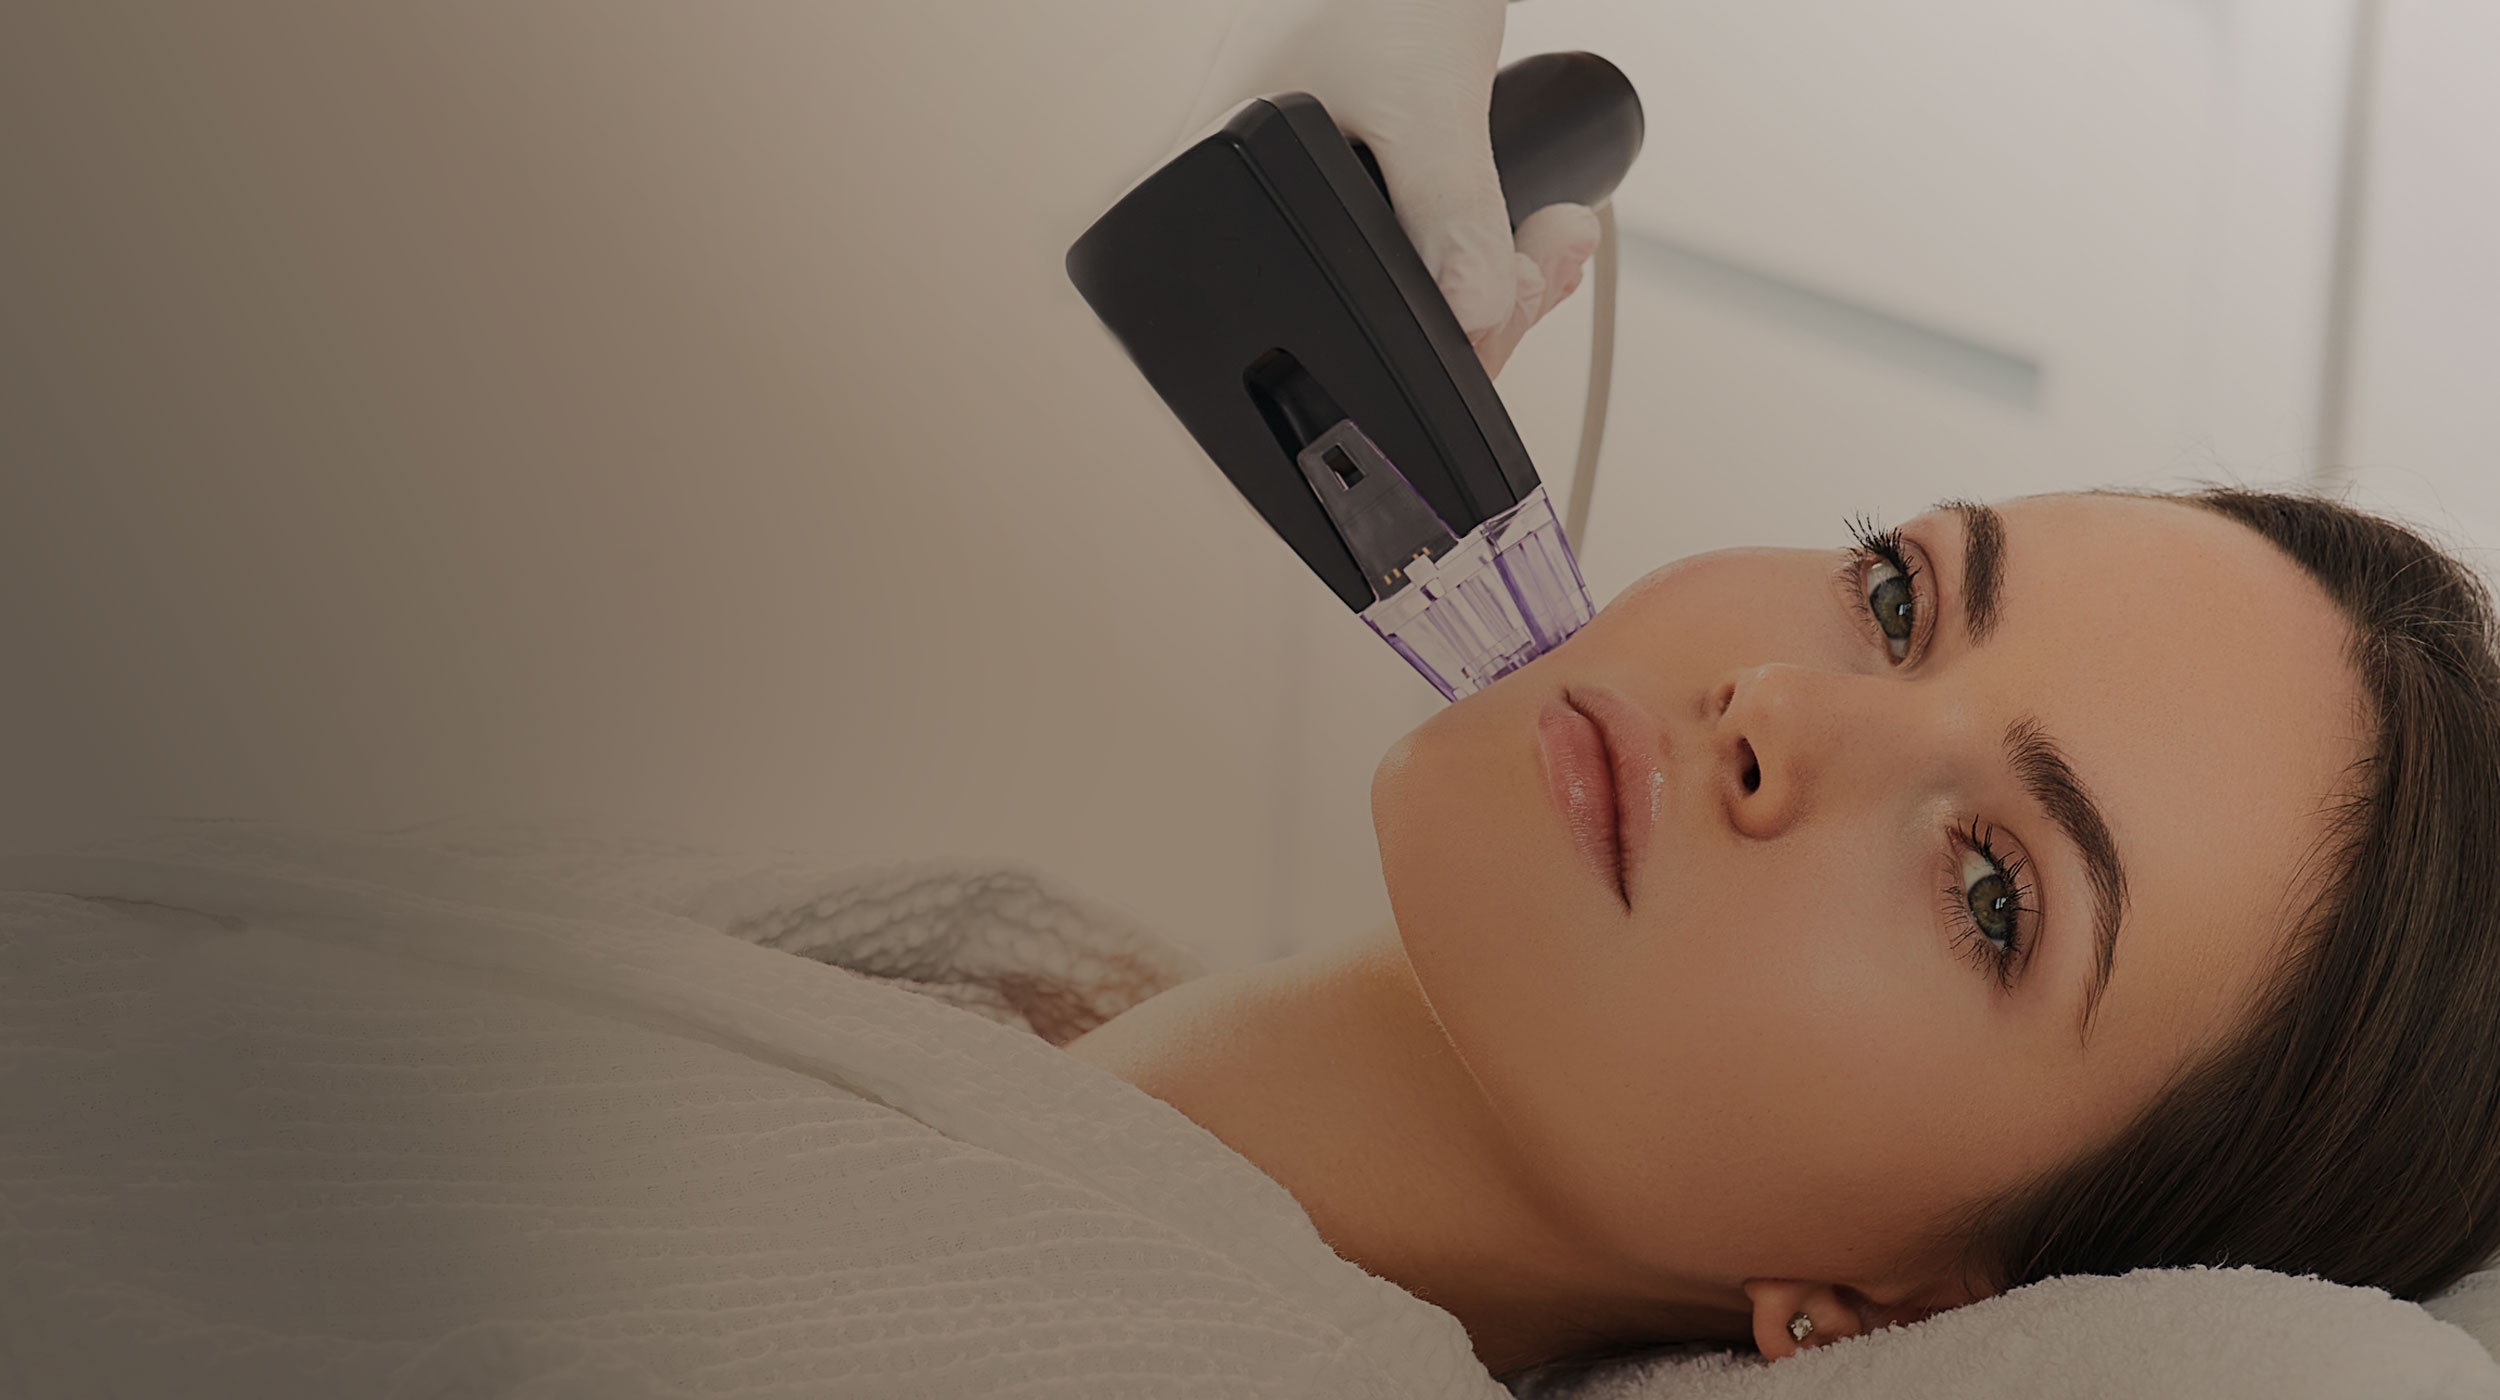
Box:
[1947,820,2037,989]
[1841,515,1922,662]
[1846,514,1914,573]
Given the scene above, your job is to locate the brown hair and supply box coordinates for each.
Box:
[1962,487,2500,1300]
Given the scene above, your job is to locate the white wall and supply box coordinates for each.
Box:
[2337,0,2500,557]
[1496,0,2357,604]
[0,1,1362,967]
[0,0,2432,970]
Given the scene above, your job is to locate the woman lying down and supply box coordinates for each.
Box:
[1073,488,2500,1378]
[6,489,2500,1398]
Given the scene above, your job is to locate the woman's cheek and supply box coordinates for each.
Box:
[1373,693,1594,1040]
[1661,848,1952,1078]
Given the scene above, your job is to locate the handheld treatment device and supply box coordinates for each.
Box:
[1067,52,1645,700]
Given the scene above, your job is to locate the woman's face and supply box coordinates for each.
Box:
[1372,492,2366,1313]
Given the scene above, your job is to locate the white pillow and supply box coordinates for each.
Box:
[2426,1266,2500,1366]
[1517,1267,2500,1400]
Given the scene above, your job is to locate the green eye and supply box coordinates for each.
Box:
[1866,561,1914,660]
[1959,846,2018,948]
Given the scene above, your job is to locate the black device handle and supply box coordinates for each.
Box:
[1350,51,1644,230]
[1063,52,1645,614]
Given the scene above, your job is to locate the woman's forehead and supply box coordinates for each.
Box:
[1975,493,2354,681]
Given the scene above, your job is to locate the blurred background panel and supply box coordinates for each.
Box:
[2332,0,2500,550]
[0,0,2490,970]
[1496,0,2355,601]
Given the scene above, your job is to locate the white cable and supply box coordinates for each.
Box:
[1564,201,1617,549]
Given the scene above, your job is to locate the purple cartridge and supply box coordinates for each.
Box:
[1293,421,1596,701]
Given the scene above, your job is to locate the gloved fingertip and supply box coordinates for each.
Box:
[1392,158,1524,336]
[1512,249,1546,303]
[1516,202,1603,265]
[1436,253,1513,338]
[1544,240,1592,303]
[1556,202,1603,256]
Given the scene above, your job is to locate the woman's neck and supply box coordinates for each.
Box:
[1062,923,1747,1375]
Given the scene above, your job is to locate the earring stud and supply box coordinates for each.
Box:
[1787,1311,1815,1343]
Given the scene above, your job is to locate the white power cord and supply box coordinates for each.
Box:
[1563,201,1617,549]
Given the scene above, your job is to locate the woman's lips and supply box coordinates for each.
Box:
[1536,684,1663,906]
[1537,698,1618,899]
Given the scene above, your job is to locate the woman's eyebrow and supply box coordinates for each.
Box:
[1938,499,2006,642]
[2005,718,2130,1042]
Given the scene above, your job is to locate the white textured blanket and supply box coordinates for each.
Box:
[0,823,1504,1399]
[4,822,2497,1399]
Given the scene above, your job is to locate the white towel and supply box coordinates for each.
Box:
[1517,1267,2499,1399]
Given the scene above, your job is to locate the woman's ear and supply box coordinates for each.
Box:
[1740,1278,1872,1360]
[1744,1271,1992,1359]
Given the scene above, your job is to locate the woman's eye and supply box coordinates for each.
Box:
[1959,846,2019,950]
[1866,561,1915,661]
[1948,826,2034,988]
[1841,517,1922,664]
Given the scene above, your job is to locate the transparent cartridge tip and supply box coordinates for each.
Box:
[1294,421,1597,702]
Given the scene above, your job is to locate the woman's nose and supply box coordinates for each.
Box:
[1710,663,1852,841]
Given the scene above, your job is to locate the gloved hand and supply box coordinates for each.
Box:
[1181,0,1602,377]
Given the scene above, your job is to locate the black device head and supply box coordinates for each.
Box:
[1066,52,1643,612]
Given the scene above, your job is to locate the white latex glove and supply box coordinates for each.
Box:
[1181,0,1602,377]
